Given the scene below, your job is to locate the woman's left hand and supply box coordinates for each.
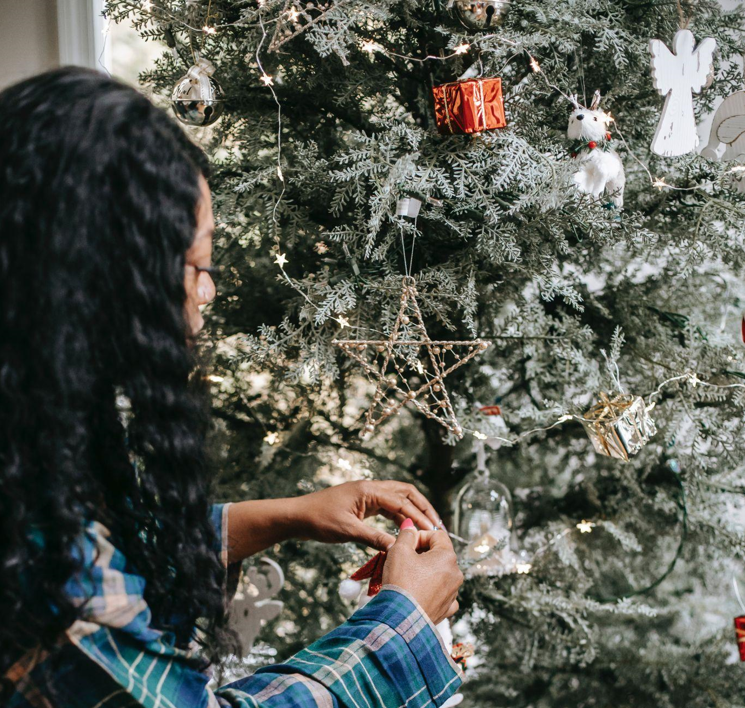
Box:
[291,480,442,551]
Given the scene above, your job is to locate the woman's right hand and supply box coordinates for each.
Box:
[381,521,463,625]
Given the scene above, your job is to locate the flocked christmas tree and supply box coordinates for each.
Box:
[107,0,745,703]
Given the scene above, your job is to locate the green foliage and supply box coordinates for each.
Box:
[108,0,745,703]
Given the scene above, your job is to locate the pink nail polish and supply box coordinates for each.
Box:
[400,518,415,531]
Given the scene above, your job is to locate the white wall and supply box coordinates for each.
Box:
[0,0,60,90]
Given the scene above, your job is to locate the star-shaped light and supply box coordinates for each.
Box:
[287,6,300,21]
[336,315,350,329]
[454,43,470,55]
[361,39,381,54]
[516,561,532,574]
[576,520,596,534]
[260,73,274,86]
[274,252,288,267]
[203,25,217,34]
[334,277,488,439]
[264,431,279,445]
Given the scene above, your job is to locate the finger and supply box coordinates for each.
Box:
[427,528,456,552]
[444,600,459,619]
[372,488,434,532]
[347,520,396,551]
[380,482,441,528]
[379,509,408,527]
[413,529,441,552]
[399,483,441,528]
[389,519,418,552]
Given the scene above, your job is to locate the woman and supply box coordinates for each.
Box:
[0,68,464,708]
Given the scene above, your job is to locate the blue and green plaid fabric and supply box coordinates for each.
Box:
[7,504,463,708]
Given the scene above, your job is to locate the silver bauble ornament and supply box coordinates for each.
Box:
[451,0,509,30]
[171,58,225,127]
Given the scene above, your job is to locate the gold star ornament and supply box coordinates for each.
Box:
[333,277,489,439]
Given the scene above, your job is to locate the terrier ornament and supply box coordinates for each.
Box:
[567,91,625,208]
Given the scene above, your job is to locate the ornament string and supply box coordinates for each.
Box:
[255,8,286,226]
[734,576,745,615]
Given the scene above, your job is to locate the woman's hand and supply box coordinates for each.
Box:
[291,480,442,551]
[382,523,463,625]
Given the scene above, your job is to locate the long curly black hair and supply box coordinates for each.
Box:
[0,68,227,678]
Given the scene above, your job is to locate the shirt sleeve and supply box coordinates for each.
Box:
[210,502,232,568]
[216,585,463,708]
[50,520,462,708]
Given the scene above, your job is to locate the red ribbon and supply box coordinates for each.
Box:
[351,552,387,596]
[735,616,745,661]
[480,405,502,416]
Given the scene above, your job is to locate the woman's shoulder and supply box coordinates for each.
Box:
[64,520,162,644]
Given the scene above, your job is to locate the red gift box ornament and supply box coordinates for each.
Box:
[735,616,745,661]
[432,77,507,135]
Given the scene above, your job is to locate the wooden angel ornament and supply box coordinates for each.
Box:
[567,91,625,207]
[649,29,716,157]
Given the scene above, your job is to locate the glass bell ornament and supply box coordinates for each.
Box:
[453,442,515,576]
[171,57,225,127]
[450,0,510,30]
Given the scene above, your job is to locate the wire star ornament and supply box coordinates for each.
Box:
[333,277,489,439]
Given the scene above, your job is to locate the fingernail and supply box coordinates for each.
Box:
[400,518,415,531]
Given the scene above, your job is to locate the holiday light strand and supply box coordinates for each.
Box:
[457,466,687,604]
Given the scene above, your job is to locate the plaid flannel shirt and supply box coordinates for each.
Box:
[7,504,463,708]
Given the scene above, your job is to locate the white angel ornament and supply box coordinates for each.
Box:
[649,29,716,157]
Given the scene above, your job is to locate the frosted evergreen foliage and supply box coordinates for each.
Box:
[108,0,745,703]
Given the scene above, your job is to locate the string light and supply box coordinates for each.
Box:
[274,252,288,267]
[206,374,224,383]
[576,520,596,534]
[529,56,541,73]
[453,43,470,55]
[203,25,217,34]
[287,7,300,21]
[260,73,274,86]
[336,315,350,329]
[264,431,279,445]
[516,561,533,574]
[653,178,670,190]
[337,458,352,471]
[472,431,488,440]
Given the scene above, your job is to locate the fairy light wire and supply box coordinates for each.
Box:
[255,7,286,226]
